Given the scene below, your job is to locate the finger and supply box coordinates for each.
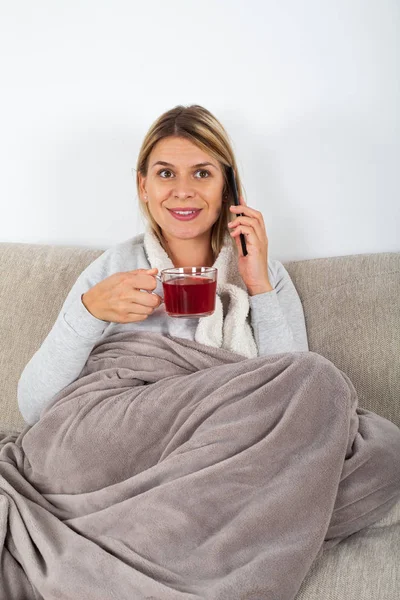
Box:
[126,267,158,277]
[229,216,264,243]
[127,304,153,316]
[229,205,266,234]
[230,225,268,253]
[229,224,259,257]
[134,289,162,308]
[148,292,164,304]
[229,224,255,237]
[134,273,159,292]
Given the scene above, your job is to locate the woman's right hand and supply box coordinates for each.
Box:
[81,268,162,323]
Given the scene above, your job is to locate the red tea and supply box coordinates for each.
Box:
[163,276,216,317]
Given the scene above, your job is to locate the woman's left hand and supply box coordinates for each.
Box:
[228,195,273,296]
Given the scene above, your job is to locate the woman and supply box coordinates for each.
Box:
[12,105,400,600]
[18,104,309,426]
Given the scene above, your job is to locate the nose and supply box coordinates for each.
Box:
[171,175,196,198]
[173,189,195,199]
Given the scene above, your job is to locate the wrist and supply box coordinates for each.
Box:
[81,292,94,315]
[247,282,274,296]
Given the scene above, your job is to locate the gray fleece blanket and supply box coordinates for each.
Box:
[1,331,400,600]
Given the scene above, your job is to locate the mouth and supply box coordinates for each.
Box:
[167,208,202,221]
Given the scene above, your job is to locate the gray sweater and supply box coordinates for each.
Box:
[17,234,309,425]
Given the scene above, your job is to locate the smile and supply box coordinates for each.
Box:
[168,209,202,221]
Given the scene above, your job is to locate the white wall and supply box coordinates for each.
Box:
[1,0,398,262]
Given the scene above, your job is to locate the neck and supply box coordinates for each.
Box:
[161,231,215,268]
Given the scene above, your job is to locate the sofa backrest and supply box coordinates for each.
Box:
[1,242,399,432]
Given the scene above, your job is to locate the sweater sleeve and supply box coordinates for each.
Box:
[249,260,309,356]
[17,250,114,426]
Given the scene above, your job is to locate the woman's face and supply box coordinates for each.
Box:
[138,136,225,241]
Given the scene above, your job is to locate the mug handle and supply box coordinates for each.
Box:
[140,273,164,303]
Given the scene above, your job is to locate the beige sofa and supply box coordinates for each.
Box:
[0,241,399,598]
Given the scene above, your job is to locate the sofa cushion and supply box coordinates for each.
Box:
[285,252,400,429]
[295,498,400,599]
[0,242,103,430]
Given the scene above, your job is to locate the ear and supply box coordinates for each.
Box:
[138,172,147,202]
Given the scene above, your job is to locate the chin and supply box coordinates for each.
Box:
[163,221,210,236]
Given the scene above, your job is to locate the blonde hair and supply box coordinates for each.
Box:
[135,104,245,261]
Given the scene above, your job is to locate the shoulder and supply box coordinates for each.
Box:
[106,232,146,263]
[86,233,149,275]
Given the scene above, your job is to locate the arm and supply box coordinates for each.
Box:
[17,250,113,426]
[249,260,309,356]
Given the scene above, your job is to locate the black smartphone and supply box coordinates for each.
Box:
[227,166,248,256]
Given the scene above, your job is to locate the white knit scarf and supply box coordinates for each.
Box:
[143,225,258,359]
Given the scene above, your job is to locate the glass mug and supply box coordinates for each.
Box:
[143,267,217,318]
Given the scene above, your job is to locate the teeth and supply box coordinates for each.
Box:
[173,211,196,215]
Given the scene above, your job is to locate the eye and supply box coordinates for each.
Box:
[157,169,211,179]
[158,169,173,178]
[196,170,210,178]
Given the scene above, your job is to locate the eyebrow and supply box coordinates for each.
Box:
[151,160,219,170]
